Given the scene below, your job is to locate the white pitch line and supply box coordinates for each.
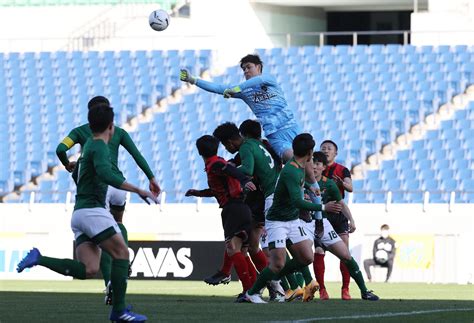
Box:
[269,308,474,323]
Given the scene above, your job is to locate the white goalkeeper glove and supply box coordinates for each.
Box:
[180,69,196,85]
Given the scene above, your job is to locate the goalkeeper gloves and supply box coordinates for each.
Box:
[180,69,196,85]
[223,86,241,98]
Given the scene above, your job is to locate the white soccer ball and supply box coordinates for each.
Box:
[148,9,170,32]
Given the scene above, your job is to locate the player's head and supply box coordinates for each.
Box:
[240,54,263,80]
[312,151,328,178]
[320,139,338,163]
[292,133,315,161]
[88,96,110,110]
[213,122,242,154]
[196,135,219,158]
[88,104,114,137]
[381,224,390,238]
[239,119,262,140]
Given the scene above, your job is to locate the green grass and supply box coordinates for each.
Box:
[0,280,473,322]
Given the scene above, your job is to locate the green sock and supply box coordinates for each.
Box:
[117,223,129,245]
[111,259,129,312]
[100,251,112,286]
[276,258,306,280]
[343,257,368,293]
[286,273,300,290]
[299,266,313,285]
[280,276,290,291]
[101,223,129,287]
[248,267,275,295]
[39,256,86,279]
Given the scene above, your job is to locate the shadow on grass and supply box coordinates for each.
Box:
[0,292,473,322]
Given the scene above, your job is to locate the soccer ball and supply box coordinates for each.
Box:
[149,9,170,32]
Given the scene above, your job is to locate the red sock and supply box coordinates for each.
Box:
[230,252,252,292]
[250,249,268,272]
[313,253,326,290]
[245,256,257,285]
[340,260,351,290]
[220,250,233,276]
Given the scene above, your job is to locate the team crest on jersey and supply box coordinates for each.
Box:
[253,85,276,103]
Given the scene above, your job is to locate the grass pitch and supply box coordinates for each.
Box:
[0,280,473,322]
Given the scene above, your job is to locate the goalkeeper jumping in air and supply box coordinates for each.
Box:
[180,54,323,227]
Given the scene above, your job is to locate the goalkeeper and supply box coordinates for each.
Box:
[180,54,322,217]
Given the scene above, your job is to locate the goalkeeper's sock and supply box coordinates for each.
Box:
[39,256,86,279]
[343,257,368,293]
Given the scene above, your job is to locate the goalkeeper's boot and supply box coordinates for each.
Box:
[104,281,113,305]
[110,307,147,322]
[17,248,41,273]
[203,270,231,286]
[361,290,379,301]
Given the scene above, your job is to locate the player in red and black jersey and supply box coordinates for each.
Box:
[314,140,356,301]
[185,135,256,301]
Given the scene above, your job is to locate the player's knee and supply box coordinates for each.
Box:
[300,254,313,266]
[314,247,325,255]
[85,265,100,278]
[108,245,129,260]
[270,262,284,273]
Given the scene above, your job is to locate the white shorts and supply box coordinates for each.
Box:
[260,194,275,249]
[71,207,121,245]
[106,185,127,210]
[264,194,274,215]
[265,218,311,249]
[260,228,269,249]
[301,219,315,240]
[316,218,342,247]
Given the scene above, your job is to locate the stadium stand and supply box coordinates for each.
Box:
[0,0,177,8]
[1,45,473,203]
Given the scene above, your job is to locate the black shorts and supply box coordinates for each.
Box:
[244,189,265,226]
[221,201,252,243]
[327,213,349,235]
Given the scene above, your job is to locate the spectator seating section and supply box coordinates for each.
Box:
[1,45,473,203]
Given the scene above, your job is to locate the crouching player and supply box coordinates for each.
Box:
[312,151,379,301]
[244,134,342,303]
[185,135,256,300]
[17,105,157,322]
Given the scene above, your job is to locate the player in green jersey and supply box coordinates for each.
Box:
[244,134,342,303]
[312,151,379,301]
[17,105,157,321]
[213,121,285,300]
[56,96,160,304]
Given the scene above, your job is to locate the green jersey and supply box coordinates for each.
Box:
[74,139,125,210]
[318,176,342,218]
[238,138,279,198]
[56,124,154,179]
[266,159,322,221]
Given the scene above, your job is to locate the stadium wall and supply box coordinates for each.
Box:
[1,203,472,284]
